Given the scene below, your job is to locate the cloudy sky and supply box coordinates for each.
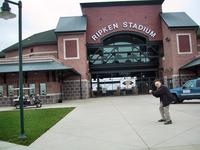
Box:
[0,0,199,51]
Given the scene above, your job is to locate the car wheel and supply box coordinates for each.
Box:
[171,94,179,104]
[178,99,184,103]
[36,103,42,108]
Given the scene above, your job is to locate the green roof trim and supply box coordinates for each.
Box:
[55,16,87,33]
[0,61,72,73]
[2,29,57,53]
[80,0,164,7]
[180,57,200,69]
[160,12,199,28]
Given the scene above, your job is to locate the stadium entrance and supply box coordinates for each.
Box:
[88,33,161,96]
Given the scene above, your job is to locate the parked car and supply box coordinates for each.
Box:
[170,78,200,103]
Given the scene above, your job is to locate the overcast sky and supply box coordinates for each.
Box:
[0,0,199,51]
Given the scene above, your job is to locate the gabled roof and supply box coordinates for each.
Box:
[55,16,87,33]
[160,12,199,28]
[80,0,165,8]
[2,29,57,53]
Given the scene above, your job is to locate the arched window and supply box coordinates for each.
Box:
[103,33,146,45]
[102,34,149,64]
[88,33,158,65]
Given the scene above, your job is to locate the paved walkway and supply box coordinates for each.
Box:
[1,95,200,150]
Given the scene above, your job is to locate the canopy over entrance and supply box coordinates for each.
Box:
[180,57,200,70]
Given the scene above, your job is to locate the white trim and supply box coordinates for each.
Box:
[24,51,58,57]
[46,93,61,96]
[0,56,63,65]
[9,51,58,58]
[63,38,80,60]
[64,79,89,82]
[176,33,192,54]
[172,74,196,77]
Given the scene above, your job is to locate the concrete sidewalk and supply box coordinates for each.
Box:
[1,95,200,150]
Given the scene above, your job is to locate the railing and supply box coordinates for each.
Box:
[88,44,159,65]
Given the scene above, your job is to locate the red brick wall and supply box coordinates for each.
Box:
[57,33,89,79]
[27,72,48,83]
[6,73,19,85]
[197,38,200,55]
[0,74,4,84]
[82,5,163,43]
[161,20,198,77]
[46,82,61,94]
[0,72,62,97]
[5,44,58,58]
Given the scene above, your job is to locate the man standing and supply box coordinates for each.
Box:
[149,79,174,125]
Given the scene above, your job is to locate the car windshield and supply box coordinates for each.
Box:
[183,80,196,88]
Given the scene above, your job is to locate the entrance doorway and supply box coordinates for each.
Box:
[87,32,161,96]
[91,73,157,97]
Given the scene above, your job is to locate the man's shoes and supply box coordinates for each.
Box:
[164,120,172,125]
[158,119,166,122]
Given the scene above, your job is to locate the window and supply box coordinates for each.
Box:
[8,85,14,97]
[176,34,192,54]
[30,48,33,53]
[183,80,195,88]
[63,38,79,59]
[196,80,200,87]
[29,84,35,96]
[40,83,46,95]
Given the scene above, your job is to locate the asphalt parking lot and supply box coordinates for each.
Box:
[1,95,200,150]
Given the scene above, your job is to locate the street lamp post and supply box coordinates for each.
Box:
[0,0,26,139]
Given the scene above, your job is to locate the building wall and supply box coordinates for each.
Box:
[0,71,63,106]
[57,32,90,99]
[197,38,200,55]
[26,72,48,83]
[5,44,58,58]
[57,33,89,80]
[62,80,90,100]
[0,71,61,95]
[82,4,163,43]
[161,20,198,87]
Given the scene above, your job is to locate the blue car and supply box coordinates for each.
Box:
[170,78,200,103]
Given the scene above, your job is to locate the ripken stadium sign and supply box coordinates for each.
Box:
[91,21,157,41]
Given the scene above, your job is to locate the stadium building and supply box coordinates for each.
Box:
[0,0,200,106]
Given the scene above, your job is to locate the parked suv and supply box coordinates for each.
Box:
[170,78,200,103]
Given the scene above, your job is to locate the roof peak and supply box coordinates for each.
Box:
[161,12,198,28]
[2,29,56,53]
[55,16,87,33]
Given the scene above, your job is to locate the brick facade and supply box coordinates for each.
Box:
[57,33,89,80]
[5,45,58,58]
[82,5,163,43]
[0,1,199,106]
[161,20,198,87]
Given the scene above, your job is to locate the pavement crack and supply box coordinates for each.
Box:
[110,100,151,150]
[151,123,200,148]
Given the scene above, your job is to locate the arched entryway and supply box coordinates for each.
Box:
[87,32,161,96]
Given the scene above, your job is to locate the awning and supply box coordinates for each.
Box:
[180,57,200,69]
[0,60,80,75]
